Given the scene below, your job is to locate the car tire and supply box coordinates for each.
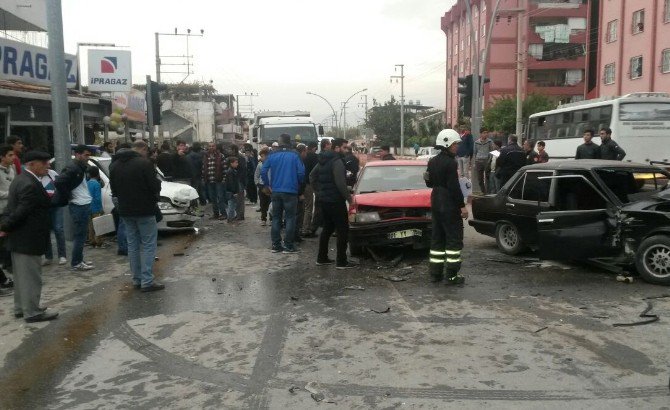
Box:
[635,235,670,285]
[495,222,525,255]
[349,243,365,257]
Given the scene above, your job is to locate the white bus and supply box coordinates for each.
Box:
[527,93,670,165]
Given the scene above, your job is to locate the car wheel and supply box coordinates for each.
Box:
[349,243,365,257]
[635,235,670,285]
[495,222,525,255]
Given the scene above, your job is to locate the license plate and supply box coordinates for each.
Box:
[388,229,422,239]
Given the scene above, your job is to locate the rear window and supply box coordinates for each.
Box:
[356,165,428,194]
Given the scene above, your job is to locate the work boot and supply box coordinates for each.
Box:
[429,263,444,283]
[445,274,465,285]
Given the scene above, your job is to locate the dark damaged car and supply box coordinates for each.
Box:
[469,160,670,284]
[348,160,432,256]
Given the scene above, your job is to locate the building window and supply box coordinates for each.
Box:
[662,49,670,73]
[465,58,470,71]
[461,39,464,51]
[665,0,670,23]
[604,63,615,84]
[630,56,643,79]
[632,9,645,34]
[606,20,617,42]
[481,23,486,37]
[460,62,464,74]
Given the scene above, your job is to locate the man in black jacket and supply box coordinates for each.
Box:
[599,127,626,160]
[310,138,356,269]
[301,142,319,237]
[110,141,164,292]
[425,130,467,285]
[230,145,247,220]
[495,135,526,187]
[1,151,58,322]
[575,129,601,160]
[56,144,93,271]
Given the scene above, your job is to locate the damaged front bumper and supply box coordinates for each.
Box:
[349,219,431,249]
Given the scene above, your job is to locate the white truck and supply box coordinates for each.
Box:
[252,111,324,148]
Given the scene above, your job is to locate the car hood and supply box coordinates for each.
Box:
[161,181,199,207]
[354,189,431,208]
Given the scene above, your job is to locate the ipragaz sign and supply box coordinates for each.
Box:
[0,37,78,88]
[88,49,132,92]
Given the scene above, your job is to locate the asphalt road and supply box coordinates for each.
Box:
[1,204,669,409]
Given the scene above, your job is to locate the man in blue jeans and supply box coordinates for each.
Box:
[110,141,164,292]
[260,133,305,253]
[57,145,93,271]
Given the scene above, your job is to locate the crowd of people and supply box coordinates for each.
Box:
[454,126,626,194]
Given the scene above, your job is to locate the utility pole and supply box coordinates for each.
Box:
[46,0,70,172]
[515,0,525,141]
[358,94,368,123]
[146,75,155,147]
[390,64,405,154]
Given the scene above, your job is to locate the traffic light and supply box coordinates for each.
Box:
[147,81,163,125]
[458,75,473,117]
[458,75,490,118]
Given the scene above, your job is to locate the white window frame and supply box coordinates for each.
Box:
[481,23,486,38]
[665,0,670,23]
[630,56,643,79]
[632,9,645,34]
[606,20,617,43]
[604,63,615,84]
[662,49,670,73]
[460,62,464,74]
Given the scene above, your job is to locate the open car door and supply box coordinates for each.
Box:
[536,175,622,261]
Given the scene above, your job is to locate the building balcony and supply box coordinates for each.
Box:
[527,55,586,70]
[528,1,588,19]
[527,80,585,95]
[527,29,586,45]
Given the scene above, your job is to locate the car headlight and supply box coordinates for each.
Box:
[353,212,381,223]
[157,201,176,211]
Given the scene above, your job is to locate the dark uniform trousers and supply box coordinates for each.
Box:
[429,208,464,278]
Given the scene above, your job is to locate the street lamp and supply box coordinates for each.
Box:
[306,91,338,131]
[340,88,367,139]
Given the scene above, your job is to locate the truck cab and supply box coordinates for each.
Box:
[252,111,324,149]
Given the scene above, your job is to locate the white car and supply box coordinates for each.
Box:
[90,157,200,232]
[416,147,439,161]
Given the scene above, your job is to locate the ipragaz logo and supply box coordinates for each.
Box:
[100,57,118,74]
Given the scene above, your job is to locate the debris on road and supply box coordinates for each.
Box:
[486,257,524,265]
[290,296,300,301]
[378,275,406,282]
[295,315,309,323]
[288,386,301,394]
[173,252,185,257]
[645,294,670,300]
[368,247,404,268]
[344,285,365,291]
[616,275,634,283]
[534,326,548,333]
[371,307,391,314]
[211,278,216,282]
[613,301,659,327]
[305,382,324,402]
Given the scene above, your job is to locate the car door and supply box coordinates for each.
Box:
[536,175,621,261]
[505,170,554,245]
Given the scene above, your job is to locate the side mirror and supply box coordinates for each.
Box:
[318,125,324,136]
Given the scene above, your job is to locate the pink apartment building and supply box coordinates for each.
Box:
[441,0,591,127]
[595,0,670,98]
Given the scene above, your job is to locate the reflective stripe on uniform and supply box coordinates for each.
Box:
[446,258,462,263]
[430,250,446,256]
[445,250,461,256]
[429,258,445,264]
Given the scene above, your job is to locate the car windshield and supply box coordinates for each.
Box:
[356,165,428,194]
[595,168,670,203]
[261,125,317,144]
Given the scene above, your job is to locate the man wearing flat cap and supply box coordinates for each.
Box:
[1,151,58,322]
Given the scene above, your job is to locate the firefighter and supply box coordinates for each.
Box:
[424,129,468,285]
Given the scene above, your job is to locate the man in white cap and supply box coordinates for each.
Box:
[1,151,58,322]
[424,130,468,285]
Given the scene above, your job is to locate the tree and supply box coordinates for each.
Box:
[365,97,415,146]
[482,97,516,134]
[482,94,558,134]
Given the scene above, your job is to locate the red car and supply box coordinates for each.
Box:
[348,160,432,256]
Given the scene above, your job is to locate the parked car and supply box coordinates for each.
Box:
[416,147,439,161]
[469,160,670,284]
[348,160,432,256]
[90,157,200,232]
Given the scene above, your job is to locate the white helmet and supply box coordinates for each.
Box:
[435,129,460,148]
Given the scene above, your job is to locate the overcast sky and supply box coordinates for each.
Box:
[62,0,454,126]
